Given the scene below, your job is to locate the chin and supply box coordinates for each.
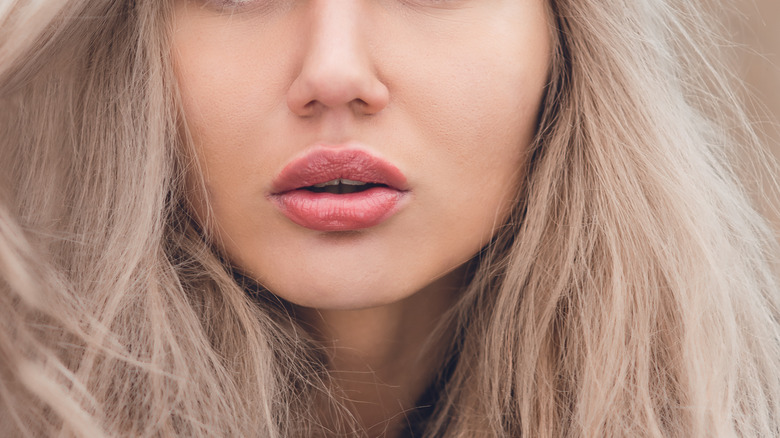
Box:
[257,267,417,311]
[271,283,413,311]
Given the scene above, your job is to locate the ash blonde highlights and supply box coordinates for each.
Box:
[431,1,780,435]
[1,1,307,436]
[1,0,779,437]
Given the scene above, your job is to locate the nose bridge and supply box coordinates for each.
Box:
[309,0,362,63]
[287,0,388,116]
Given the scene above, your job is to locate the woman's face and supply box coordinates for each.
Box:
[172,0,551,310]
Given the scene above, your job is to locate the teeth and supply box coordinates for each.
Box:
[312,178,367,188]
[340,179,366,186]
[312,180,339,188]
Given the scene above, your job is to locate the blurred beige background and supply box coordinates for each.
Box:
[734,0,780,149]
[732,0,780,229]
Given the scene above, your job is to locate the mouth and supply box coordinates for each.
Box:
[302,179,388,194]
[269,146,410,232]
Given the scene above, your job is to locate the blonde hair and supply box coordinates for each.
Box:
[1,0,779,437]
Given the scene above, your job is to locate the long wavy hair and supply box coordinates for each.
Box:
[1,0,779,436]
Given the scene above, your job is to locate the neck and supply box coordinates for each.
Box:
[297,269,464,437]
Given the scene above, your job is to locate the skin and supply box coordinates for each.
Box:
[172,0,551,435]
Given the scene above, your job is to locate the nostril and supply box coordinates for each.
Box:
[289,94,386,118]
[286,56,389,117]
[302,100,318,115]
[293,99,369,118]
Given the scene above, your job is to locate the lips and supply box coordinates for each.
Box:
[269,146,409,231]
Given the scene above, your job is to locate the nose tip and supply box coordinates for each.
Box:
[287,67,390,117]
[286,5,389,118]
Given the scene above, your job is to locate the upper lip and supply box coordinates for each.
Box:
[270,146,409,194]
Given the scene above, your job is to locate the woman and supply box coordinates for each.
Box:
[1,0,779,436]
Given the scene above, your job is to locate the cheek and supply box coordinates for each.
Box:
[390,26,548,169]
[403,58,543,220]
[397,52,547,265]
[172,14,295,174]
[174,51,280,223]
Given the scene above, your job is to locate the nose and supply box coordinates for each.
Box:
[286,1,389,118]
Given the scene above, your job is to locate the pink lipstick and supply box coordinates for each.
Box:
[269,146,409,231]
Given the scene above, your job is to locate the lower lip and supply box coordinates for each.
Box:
[271,187,407,232]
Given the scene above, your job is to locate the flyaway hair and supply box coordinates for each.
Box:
[1,0,779,437]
